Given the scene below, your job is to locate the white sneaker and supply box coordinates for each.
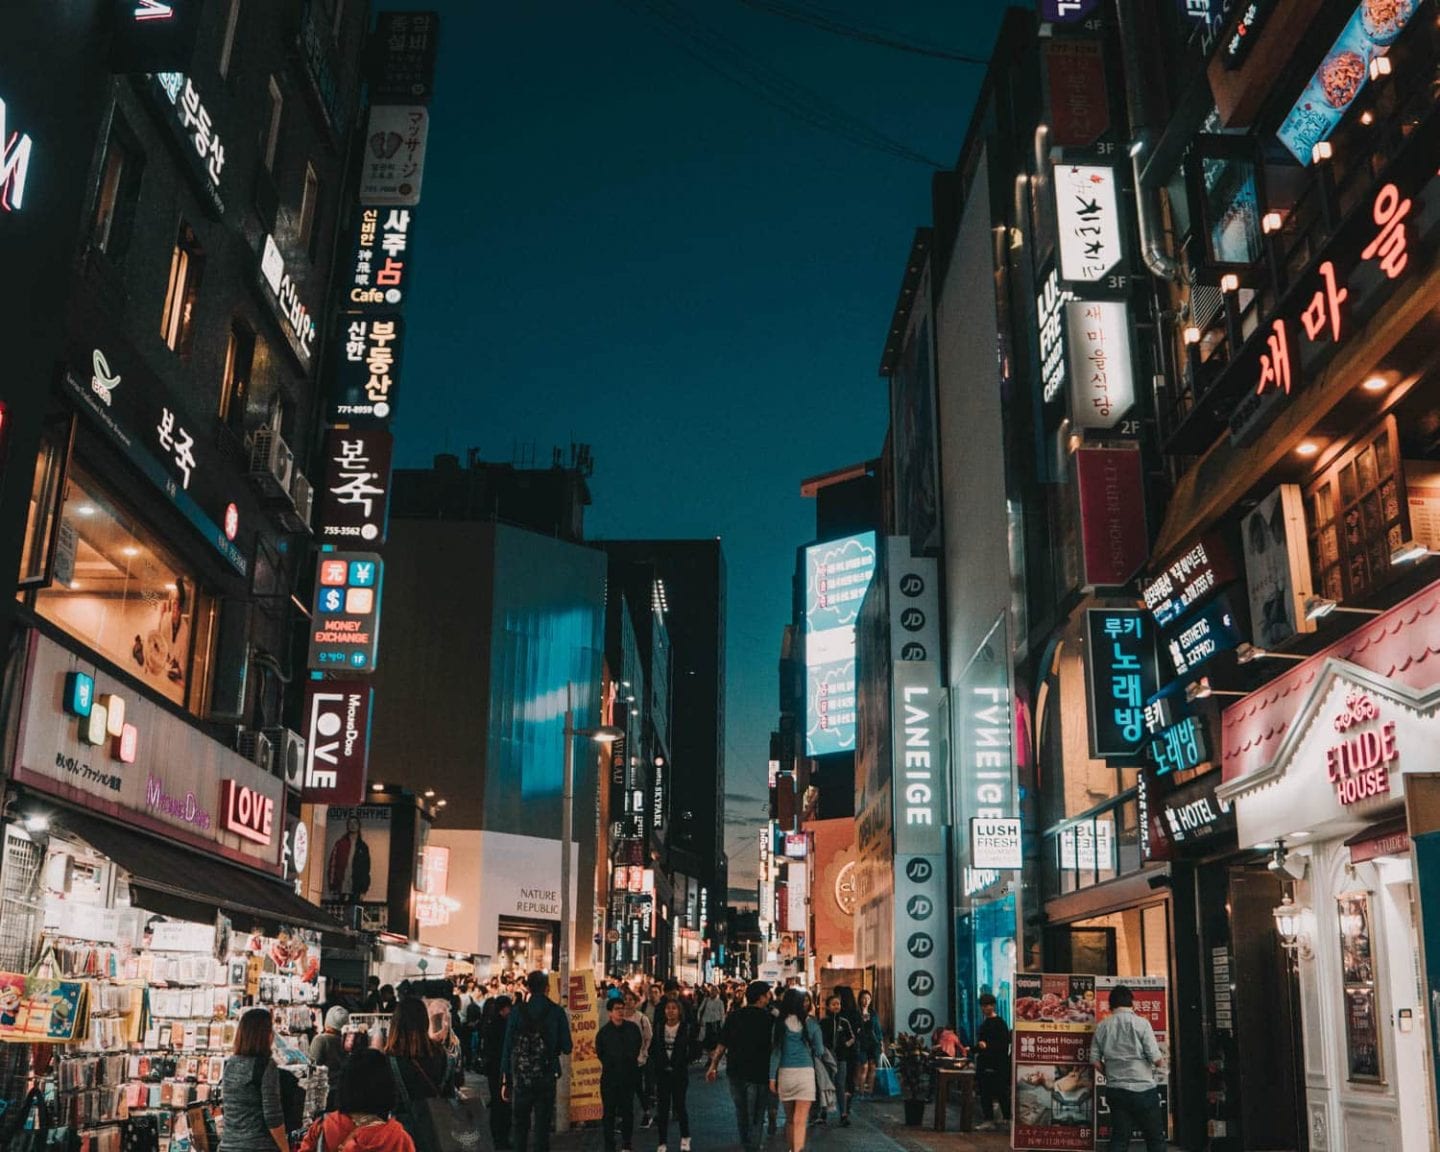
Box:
[681,1141,691,1152]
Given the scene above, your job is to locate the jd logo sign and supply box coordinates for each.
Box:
[906,893,934,920]
[905,858,933,883]
[908,971,934,996]
[907,931,934,959]
[899,573,925,597]
[900,641,928,661]
[908,1008,936,1033]
[901,607,926,632]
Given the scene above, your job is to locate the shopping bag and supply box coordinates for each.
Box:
[0,958,88,1045]
[873,1053,900,1098]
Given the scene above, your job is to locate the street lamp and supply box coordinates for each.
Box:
[557,705,621,1130]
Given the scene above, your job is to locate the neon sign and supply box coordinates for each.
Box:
[1326,691,1396,806]
[0,95,34,212]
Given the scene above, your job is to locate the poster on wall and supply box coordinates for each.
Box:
[804,532,877,756]
[1095,976,1170,1143]
[324,805,392,906]
[1337,891,1382,1081]
[566,970,603,1121]
[1242,485,1314,648]
[1011,973,1097,1150]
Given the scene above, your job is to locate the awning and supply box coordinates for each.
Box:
[1344,817,1410,864]
[56,811,349,940]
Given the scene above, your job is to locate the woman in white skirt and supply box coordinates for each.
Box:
[768,988,827,1152]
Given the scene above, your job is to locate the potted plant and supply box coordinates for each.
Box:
[894,1032,931,1126]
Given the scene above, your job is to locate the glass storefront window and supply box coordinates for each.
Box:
[35,463,214,710]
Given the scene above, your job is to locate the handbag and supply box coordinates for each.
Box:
[389,1058,480,1152]
[873,1051,900,1098]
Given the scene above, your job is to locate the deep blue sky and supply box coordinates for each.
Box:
[386,1,1006,897]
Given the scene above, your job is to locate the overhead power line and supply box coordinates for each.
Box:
[611,0,948,169]
[736,0,990,65]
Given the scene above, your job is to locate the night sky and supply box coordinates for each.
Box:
[386,0,1006,899]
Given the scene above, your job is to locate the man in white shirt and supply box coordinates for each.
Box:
[1091,985,1166,1152]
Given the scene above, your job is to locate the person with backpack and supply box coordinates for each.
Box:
[297,1049,415,1152]
[218,1008,289,1152]
[596,995,644,1152]
[501,971,573,1152]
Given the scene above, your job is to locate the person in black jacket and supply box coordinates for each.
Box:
[597,996,644,1152]
[650,998,697,1152]
[973,993,1012,1130]
[817,993,857,1127]
[481,996,514,1149]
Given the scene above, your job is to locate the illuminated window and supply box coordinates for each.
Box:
[35,464,215,711]
[160,220,205,355]
[298,162,320,259]
[219,320,255,432]
[218,0,242,79]
[92,124,144,259]
[263,76,283,172]
[18,419,70,588]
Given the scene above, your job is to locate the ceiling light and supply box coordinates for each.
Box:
[436,799,447,807]
[423,789,435,798]
[1359,110,1376,126]
[1185,678,1213,702]
[1183,326,1201,346]
[1236,642,1306,664]
[1127,138,1146,158]
[122,546,139,557]
[22,814,49,833]
[75,505,95,517]
[1220,273,1240,293]
[163,582,177,591]
[372,782,385,791]
[1296,440,1320,457]
[1368,55,1392,80]
[1361,375,1388,392]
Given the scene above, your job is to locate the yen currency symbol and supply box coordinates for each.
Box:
[901,608,926,632]
[907,932,934,959]
[900,642,927,661]
[899,573,925,598]
[907,894,934,920]
[908,971,934,996]
[905,858,933,884]
[908,1008,935,1034]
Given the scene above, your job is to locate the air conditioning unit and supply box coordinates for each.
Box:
[249,427,295,500]
[280,473,314,533]
[235,727,274,775]
[264,727,306,789]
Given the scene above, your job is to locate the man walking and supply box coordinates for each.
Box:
[597,994,644,1152]
[502,970,573,1152]
[973,993,1011,1131]
[705,981,774,1152]
[1091,985,1166,1152]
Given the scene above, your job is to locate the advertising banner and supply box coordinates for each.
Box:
[894,848,948,1036]
[317,429,393,545]
[371,12,441,104]
[892,660,946,858]
[1075,446,1147,588]
[359,105,428,205]
[1012,973,1098,1150]
[887,540,940,665]
[332,315,404,426]
[1084,609,1159,759]
[567,970,603,1122]
[324,805,393,906]
[805,532,877,755]
[1044,38,1110,148]
[300,680,373,804]
[345,206,416,310]
[1242,485,1314,648]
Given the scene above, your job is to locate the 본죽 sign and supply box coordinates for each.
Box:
[317,429,393,545]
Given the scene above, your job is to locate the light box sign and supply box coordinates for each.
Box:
[1054,164,1122,284]
[894,850,949,1036]
[1165,595,1243,677]
[147,72,225,216]
[892,659,947,858]
[1045,38,1110,149]
[110,1,204,73]
[371,11,441,104]
[1086,609,1160,759]
[317,429,393,545]
[1243,485,1315,648]
[805,532,877,756]
[307,552,384,672]
[1066,299,1135,429]
[887,538,940,665]
[1037,262,1070,407]
[783,832,808,859]
[259,234,317,369]
[1037,0,1102,23]
[971,817,1022,870]
[346,206,415,309]
[1148,715,1209,776]
[331,315,404,425]
[1142,534,1236,628]
[1276,0,1417,165]
[220,780,276,846]
[301,680,373,804]
[1075,445,1148,588]
[359,104,428,206]
[0,95,33,212]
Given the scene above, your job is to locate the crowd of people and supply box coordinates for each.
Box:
[219,972,1019,1152]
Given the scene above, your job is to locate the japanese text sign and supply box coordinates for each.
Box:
[317,429,393,545]
[359,104,428,205]
[346,206,416,309]
[1055,164,1122,283]
[1085,609,1160,759]
[1066,299,1135,429]
[331,315,404,425]
[1165,594,1243,677]
[307,553,383,672]
[301,680,373,804]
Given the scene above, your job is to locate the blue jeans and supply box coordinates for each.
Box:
[727,1076,768,1152]
[825,1059,849,1117]
[1105,1086,1165,1152]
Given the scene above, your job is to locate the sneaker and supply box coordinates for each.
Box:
[680,1140,691,1151]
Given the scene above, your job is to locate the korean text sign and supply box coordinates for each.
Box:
[1054,165,1122,284]
[346,207,416,309]
[317,429,393,545]
[1012,973,1097,1151]
[307,553,383,672]
[1085,610,1159,759]
[331,316,404,425]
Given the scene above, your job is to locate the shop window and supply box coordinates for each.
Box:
[298,162,320,260]
[91,121,144,260]
[218,319,255,433]
[35,464,214,711]
[1305,417,1407,604]
[160,220,204,356]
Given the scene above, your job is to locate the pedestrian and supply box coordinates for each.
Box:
[768,988,827,1152]
[973,993,1012,1131]
[217,1008,288,1152]
[481,996,514,1150]
[386,997,448,1152]
[622,988,654,1128]
[297,1049,415,1152]
[361,977,382,1013]
[705,981,773,1152]
[645,982,666,1032]
[502,970,573,1152]
[651,997,696,1152]
[1091,984,1166,1152]
[817,993,855,1127]
[377,985,398,1014]
[854,990,882,1096]
[426,998,463,1094]
[597,994,644,1152]
[309,1006,350,1106]
[698,986,725,1053]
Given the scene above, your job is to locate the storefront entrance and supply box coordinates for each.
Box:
[496,917,557,978]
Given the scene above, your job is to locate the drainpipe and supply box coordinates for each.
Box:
[1116,0,1181,283]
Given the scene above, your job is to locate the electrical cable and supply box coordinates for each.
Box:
[736,0,989,65]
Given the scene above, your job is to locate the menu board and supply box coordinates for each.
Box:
[1337,892,1382,1082]
[1012,974,1098,1150]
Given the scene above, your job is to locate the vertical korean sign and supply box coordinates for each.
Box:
[567,971,603,1122]
[1084,609,1159,760]
[1012,974,1098,1150]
